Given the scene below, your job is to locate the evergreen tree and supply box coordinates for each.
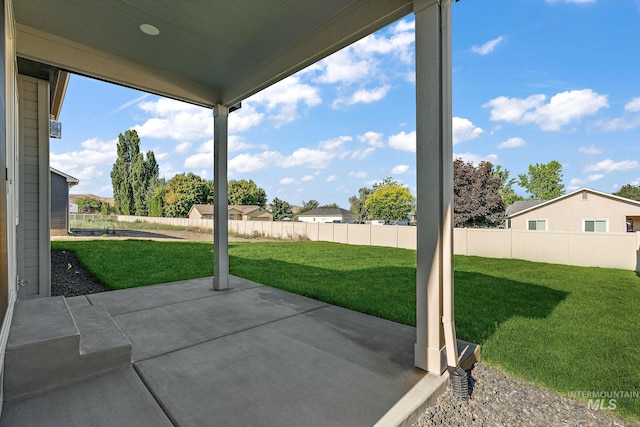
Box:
[614,184,640,201]
[110,130,159,215]
[270,197,293,220]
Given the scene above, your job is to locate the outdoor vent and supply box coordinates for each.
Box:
[582,192,588,200]
[50,120,62,139]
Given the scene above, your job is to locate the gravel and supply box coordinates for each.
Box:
[413,363,639,427]
[51,250,110,297]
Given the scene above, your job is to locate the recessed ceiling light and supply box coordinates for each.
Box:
[140,24,159,36]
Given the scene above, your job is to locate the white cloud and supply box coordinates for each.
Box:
[109,93,150,115]
[319,136,352,151]
[175,142,191,153]
[348,171,367,178]
[568,174,604,190]
[625,97,640,112]
[579,145,602,155]
[497,137,525,149]
[248,75,321,126]
[334,85,391,108]
[595,97,640,130]
[391,164,410,174]
[454,152,499,165]
[453,117,483,144]
[228,147,335,175]
[280,177,297,185]
[583,159,640,173]
[358,131,385,148]
[326,175,337,182]
[135,98,213,141]
[316,49,374,85]
[484,89,609,131]
[301,175,314,182]
[471,36,505,55]
[229,103,265,132]
[388,130,416,152]
[50,137,117,195]
[350,147,375,161]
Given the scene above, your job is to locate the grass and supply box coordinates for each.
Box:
[51,239,640,419]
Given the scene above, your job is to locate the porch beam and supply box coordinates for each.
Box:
[213,105,229,290]
[413,0,456,374]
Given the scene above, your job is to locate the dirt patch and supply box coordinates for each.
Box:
[51,250,110,297]
[51,228,281,242]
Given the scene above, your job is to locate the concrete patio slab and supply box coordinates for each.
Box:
[0,367,172,427]
[111,285,328,361]
[86,276,260,316]
[136,307,423,426]
[1,276,456,426]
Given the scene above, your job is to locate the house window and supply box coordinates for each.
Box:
[584,219,607,232]
[527,219,547,231]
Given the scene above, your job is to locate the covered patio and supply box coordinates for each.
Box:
[0,0,473,423]
[1,276,475,426]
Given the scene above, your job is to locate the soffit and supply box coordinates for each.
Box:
[14,0,413,106]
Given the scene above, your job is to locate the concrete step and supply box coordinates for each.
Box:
[4,296,132,400]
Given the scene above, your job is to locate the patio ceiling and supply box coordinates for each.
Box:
[14,0,413,107]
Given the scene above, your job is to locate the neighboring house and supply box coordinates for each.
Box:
[228,205,272,221]
[188,204,213,219]
[188,204,273,221]
[69,203,78,214]
[506,188,640,233]
[50,168,79,235]
[297,207,358,224]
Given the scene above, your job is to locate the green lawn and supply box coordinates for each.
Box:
[51,240,640,419]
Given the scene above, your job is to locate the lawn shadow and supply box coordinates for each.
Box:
[71,228,185,239]
[229,253,569,346]
[454,271,568,345]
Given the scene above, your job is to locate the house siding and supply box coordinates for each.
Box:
[50,171,68,231]
[510,191,640,233]
[17,75,49,298]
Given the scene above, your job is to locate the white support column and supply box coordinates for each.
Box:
[414,0,456,374]
[213,104,229,290]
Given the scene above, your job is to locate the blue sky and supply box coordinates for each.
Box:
[52,0,640,208]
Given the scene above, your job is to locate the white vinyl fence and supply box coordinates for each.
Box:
[71,214,640,272]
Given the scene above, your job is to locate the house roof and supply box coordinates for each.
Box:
[504,199,544,217]
[228,205,263,215]
[507,188,640,218]
[190,204,213,216]
[298,207,356,217]
[14,0,413,107]
[50,167,79,186]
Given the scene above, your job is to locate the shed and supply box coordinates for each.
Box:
[50,167,78,235]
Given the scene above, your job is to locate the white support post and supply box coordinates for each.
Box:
[414,0,456,374]
[213,104,229,290]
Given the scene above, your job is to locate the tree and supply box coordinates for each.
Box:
[614,184,640,202]
[454,159,505,228]
[76,196,103,214]
[493,165,523,207]
[148,185,165,217]
[228,179,267,207]
[299,200,319,214]
[349,186,373,222]
[321,203,340,208]
[270,197,293,220]
[365,184,414,224]
[517,160,565,200]
[110,129,159,215]
[163,173,212,218]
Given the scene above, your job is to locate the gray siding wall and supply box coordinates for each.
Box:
[18,75,49,298]
[50,172,68,230]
